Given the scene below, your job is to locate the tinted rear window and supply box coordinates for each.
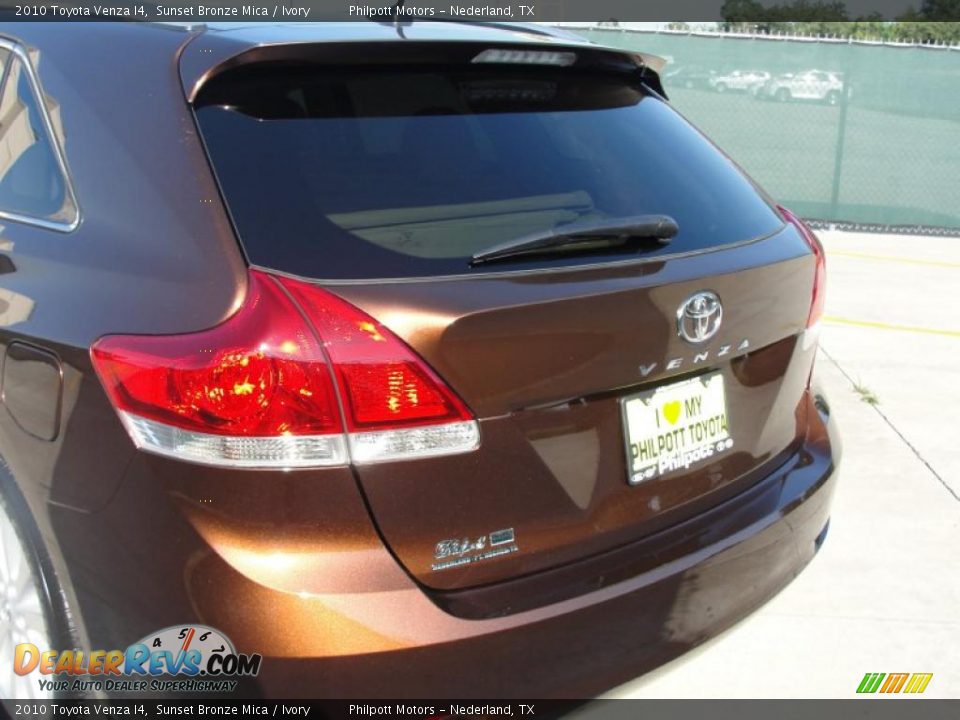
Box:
[195,63,783,279]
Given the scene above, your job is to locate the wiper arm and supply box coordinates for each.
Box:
[470,215,678,266]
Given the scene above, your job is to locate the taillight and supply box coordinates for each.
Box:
[91,271,479,469]
[278,276,479,464]
[779,206,826,328]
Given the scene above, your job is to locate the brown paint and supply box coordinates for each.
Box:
[0,22,840,699]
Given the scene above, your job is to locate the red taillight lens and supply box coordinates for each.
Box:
[278,277,474,432]
[91,270,478,468]
[779,206,826,328]
[91,272,341,437]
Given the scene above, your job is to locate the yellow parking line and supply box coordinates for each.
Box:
[823,315,960,338]
[828,250,960,269]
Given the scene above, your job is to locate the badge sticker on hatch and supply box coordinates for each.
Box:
[431,528,518,572]
[622,372,733,484]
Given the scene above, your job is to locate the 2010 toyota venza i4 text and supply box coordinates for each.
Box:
[0,21,839,699]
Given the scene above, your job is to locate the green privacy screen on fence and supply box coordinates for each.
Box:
[580,28,960,231]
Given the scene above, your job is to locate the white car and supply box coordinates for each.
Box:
[710,70,771,94]
[759,70,846,105]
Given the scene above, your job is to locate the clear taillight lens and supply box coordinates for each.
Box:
[91,270,478,468]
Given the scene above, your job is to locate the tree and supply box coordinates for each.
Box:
[722,0,848,29]
[890,20,960,42]
[718,1,960,43]
[720,0,768,31]
[917,0,960,20]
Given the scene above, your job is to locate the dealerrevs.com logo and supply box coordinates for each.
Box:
[14,625,262,694]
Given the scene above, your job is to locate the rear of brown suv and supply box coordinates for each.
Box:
[0,22,839,700]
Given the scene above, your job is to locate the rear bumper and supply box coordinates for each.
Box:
[50,388,838,700]
[249,389,840,698]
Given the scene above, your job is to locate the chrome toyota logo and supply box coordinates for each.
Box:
[677,292,722,344]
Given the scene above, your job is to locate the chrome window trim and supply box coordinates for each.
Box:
[0,37,81,233]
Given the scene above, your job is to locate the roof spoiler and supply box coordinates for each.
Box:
[181,29,667,103]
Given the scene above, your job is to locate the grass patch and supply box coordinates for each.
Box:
[853,379,880,405]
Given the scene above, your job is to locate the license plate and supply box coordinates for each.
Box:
[621,372,734,484]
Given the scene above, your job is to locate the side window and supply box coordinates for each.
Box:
[0,46,77,227]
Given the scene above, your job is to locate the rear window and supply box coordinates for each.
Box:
[195,62,783,279]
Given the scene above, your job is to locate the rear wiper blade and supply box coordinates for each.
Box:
[470,215,678,266]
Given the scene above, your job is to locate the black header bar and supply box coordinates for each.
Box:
[0,0,956,23]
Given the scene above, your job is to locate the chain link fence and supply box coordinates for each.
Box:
[580,28,960,233]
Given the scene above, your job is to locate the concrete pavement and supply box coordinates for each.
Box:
[605,230,960,698]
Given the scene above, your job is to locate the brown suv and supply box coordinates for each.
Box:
[0,21,839,700]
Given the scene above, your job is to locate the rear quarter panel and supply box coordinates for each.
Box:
[0,23,248,648]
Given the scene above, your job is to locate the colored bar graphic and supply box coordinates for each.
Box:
[857,672,933,694]
[880,673,909,693]
[857,673,885,693]
[903,673,934,694]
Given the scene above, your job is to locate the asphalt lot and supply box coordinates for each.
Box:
[606,230,960,699]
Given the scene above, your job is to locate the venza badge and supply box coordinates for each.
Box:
[677,291,723,344]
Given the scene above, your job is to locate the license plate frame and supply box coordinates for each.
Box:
[620,371,734,485]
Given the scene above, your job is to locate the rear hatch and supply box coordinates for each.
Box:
[190,36,821,592]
